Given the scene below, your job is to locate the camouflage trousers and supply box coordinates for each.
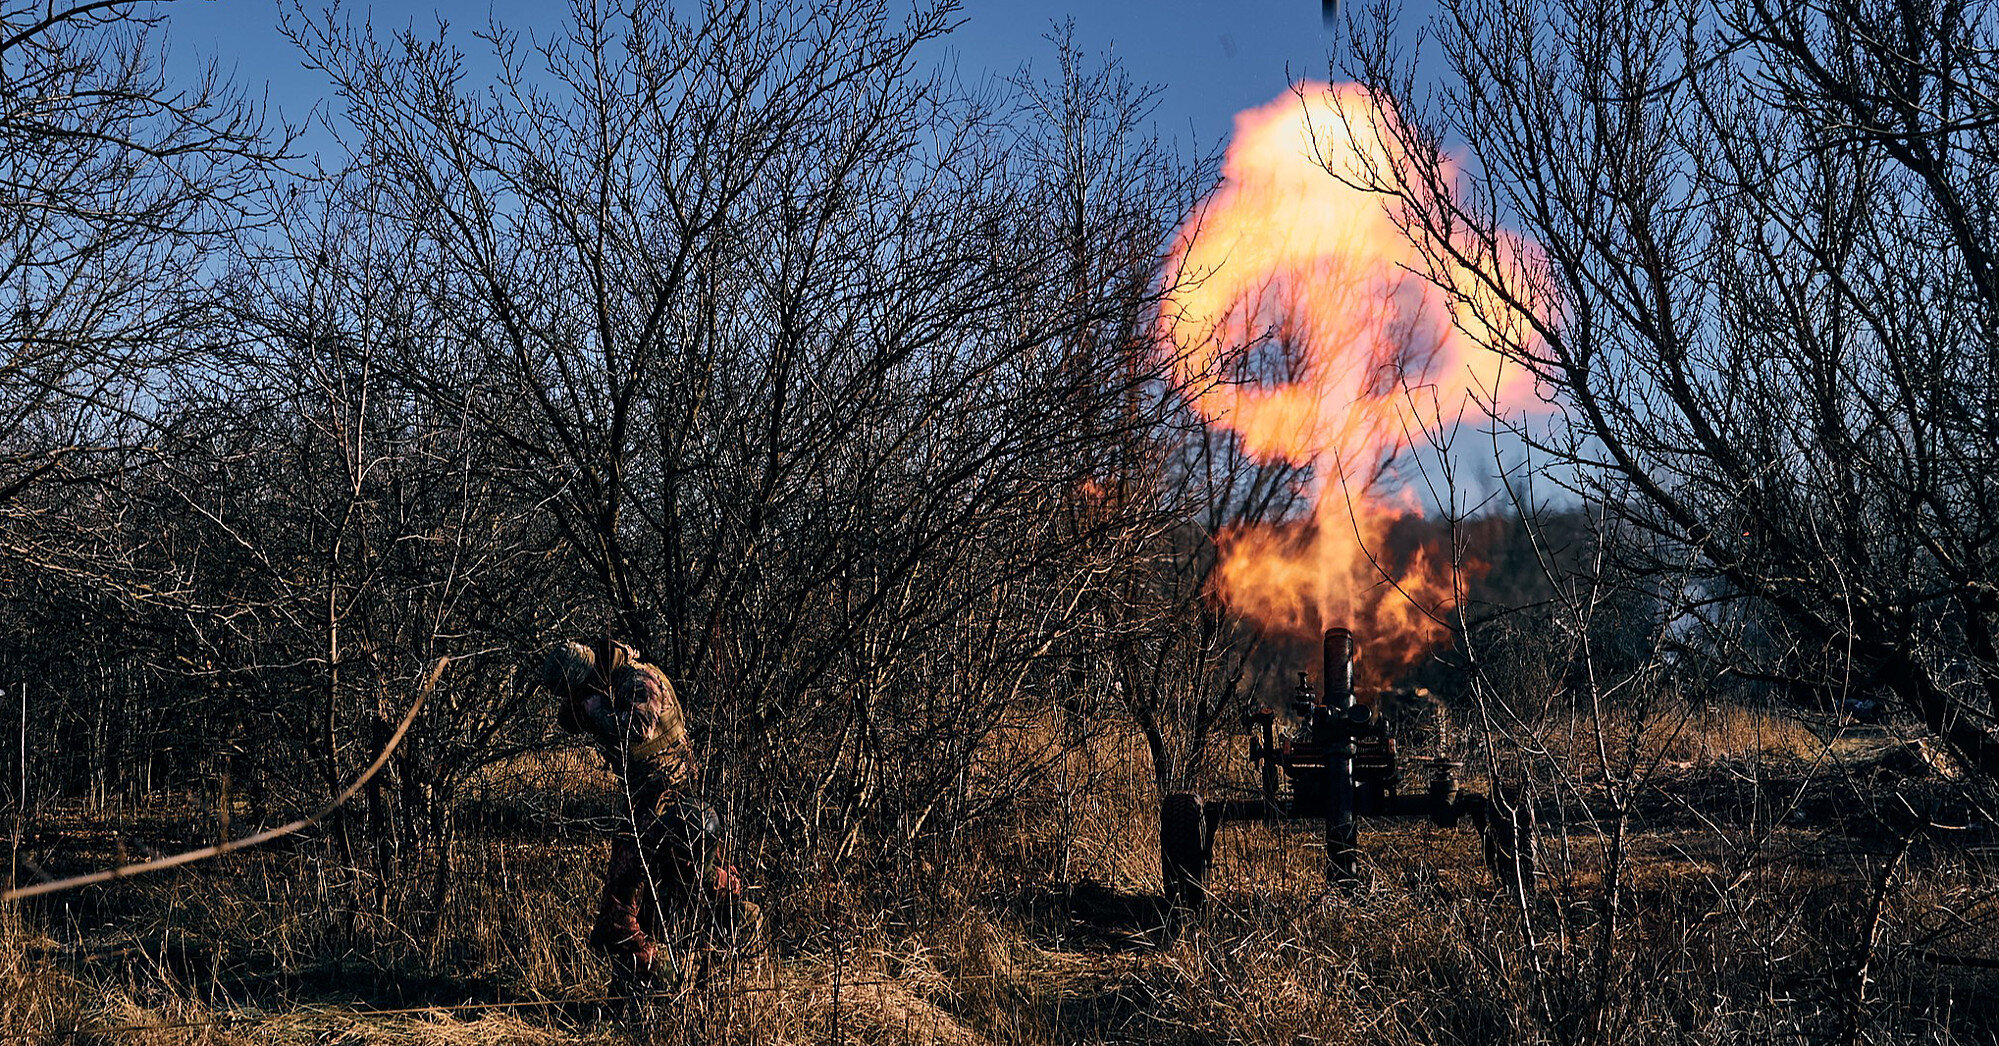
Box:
[589,783,757,983]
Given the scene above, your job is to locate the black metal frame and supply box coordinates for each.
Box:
[1166,626,1531,902]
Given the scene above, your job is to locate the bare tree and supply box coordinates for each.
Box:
[1339,0,1999,783]
[1,1,276,511]
[278,0,1210,882]
[0,2,281,831]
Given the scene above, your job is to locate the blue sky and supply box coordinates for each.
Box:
[157,0,1526,507]
[163,0,1359,160]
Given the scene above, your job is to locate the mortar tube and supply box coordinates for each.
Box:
[1323,626,1359,885]
[1323,627,1355,710]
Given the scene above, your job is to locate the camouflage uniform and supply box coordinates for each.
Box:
[544,639,749,984]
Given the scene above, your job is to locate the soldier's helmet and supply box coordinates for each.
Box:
[541,640,597,694]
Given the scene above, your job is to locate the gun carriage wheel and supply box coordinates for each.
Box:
[1159,791,1212,912]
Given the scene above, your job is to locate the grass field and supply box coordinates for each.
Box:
[7,706,1999,1045]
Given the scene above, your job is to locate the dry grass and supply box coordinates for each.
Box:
[1657,702,1827,765]
[1527,697,1828,774]
[10,702,1999,1045]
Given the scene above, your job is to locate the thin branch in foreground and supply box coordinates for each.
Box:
[1,656,449,903]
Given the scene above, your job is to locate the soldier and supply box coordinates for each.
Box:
[541,637,754,991]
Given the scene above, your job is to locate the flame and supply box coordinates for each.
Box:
[1161,83,1536,679]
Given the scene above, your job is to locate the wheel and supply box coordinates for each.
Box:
[1159,791,1210,913]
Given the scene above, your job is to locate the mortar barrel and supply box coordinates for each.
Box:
[1323,626,1355,709]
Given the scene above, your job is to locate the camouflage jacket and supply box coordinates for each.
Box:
[561,654,698,794]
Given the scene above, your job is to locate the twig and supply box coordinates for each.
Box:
[10,679,21,893]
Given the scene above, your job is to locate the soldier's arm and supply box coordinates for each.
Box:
[572,691,629,743]
[573,675,665,747]
[614,664,692,745]
[556,691,588,734]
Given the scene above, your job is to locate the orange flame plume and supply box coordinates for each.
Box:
[1160,83,1535,680]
